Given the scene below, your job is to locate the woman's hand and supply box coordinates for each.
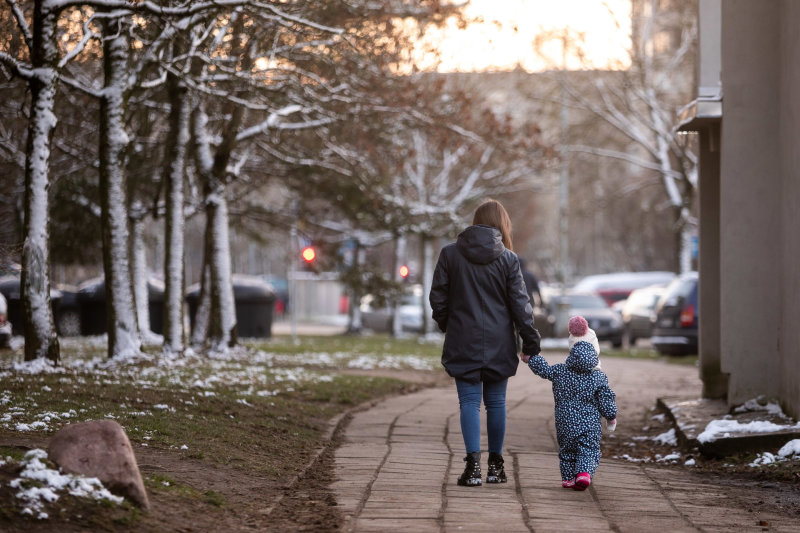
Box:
[520,353,531,364]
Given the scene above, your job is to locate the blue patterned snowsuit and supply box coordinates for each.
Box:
[527,341,617,481]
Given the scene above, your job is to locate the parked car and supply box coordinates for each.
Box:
[651,272,698,356]
[262,276,289,317]
[620,285,666,347]
[0,292,11,348]
[360,285,423,333]
[540,290,624,347]
[573,271,676,307]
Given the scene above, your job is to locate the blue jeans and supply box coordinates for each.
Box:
[455,378,508,455]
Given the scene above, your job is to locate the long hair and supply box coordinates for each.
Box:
[472,199,513,251]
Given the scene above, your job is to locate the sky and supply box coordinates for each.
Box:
[411,0,632,72]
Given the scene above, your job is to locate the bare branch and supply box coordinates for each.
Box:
[0,52,33,80]
[5,0,33,53]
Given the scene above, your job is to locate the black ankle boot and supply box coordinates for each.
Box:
[457,452,482,486]
[486,452,507,483]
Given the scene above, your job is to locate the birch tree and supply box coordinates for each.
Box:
[1,0,62,363]
[535,0,698,273]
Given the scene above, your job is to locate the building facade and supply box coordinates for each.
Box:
[681,0,800,418]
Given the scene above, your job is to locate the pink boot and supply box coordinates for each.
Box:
[573,472,591,491]
[561,479,575,489]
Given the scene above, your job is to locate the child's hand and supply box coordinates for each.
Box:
[606,418,617,432]
[520,353,531,364]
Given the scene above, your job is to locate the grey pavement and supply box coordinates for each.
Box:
[332,355,797,532]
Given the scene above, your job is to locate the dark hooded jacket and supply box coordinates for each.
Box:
[429,224,541,383]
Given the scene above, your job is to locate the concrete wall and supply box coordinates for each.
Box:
[719,1,783,406]
[697,126,726,398]
[778,1,800,418]
[698,0,721,98]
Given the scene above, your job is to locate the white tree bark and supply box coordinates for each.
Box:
[162,73,190,356]
[420,235,434,335]
[391,233,406,338]
[190,264,211,349]
[99,12,140,359]
[20,2,60,363]
[206,189,236,350]
[131,212,152,341]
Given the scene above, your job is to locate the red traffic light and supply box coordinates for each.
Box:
[301,246,316,263]
[399,265,409,278]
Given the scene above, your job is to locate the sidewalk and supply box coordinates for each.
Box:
[332,356,797,532]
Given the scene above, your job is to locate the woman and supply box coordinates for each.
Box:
[429,199,541,487]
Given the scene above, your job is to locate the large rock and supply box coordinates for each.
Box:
[48,419,150,509]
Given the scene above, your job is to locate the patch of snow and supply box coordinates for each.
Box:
[777,439,800,458]
[697,419,800,443]
[652,428,677,446]
[749,452,778,467]
[13,358,62,375]
[684,458,696,466]
[10,449,123,517]
[619,454,649,463]
[540,338,569,349]
[732,398,787,418]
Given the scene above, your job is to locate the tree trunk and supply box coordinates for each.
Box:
[131,212,153,342]
[190,261,211,349]
[205,186,237,350]
[391,233,406,338]
[21,1,60,363]
[99,13,140,358]
[162,72,190,356]
[346,241,364,334]
[191,101,241,351]
[420,235,434,335]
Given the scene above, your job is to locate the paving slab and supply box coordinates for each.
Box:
[333,355,800,532]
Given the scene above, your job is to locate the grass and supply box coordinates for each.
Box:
[0,333,443,530]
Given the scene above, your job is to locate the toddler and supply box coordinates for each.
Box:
[521,319,617,490]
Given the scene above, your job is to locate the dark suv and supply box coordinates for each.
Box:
[651,272,698,356]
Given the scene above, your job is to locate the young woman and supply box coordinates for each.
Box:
[429,199,541,486]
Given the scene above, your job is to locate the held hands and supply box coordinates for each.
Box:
[519,353,531,364]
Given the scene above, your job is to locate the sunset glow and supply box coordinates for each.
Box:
[411,0,632,72]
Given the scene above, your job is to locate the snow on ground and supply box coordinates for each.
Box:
[0,338,439,434]
[615,399,800,471]
[7,449,122,520]
[697,418,800,444]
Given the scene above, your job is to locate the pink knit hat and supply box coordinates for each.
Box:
[568,316,589,337]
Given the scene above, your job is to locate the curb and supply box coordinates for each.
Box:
[658,396,800,458]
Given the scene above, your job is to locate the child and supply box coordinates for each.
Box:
[521,320,617,490]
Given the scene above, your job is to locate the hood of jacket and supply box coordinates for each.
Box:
[456,225,505,265]
[566,341,599,373]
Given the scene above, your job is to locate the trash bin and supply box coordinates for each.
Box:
[147,278,165,335]
[233,275,275,338]
[78,276,165,335]
[77,277,107,335]
[186,275,276,339]
[0,275,62,336]
[54,284,81,337]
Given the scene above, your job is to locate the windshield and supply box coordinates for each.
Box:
[550,293,608,309]
[568,294,607,309]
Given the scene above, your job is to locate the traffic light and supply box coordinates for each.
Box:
[301,246,316,263]
[399,265,409,279]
